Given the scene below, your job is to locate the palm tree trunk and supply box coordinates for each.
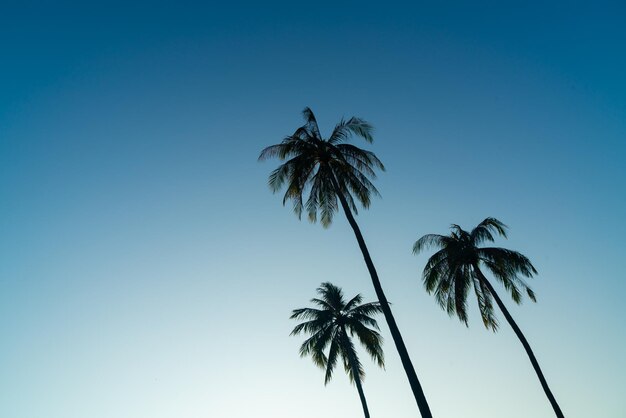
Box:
[330,175,434,418]
[353,372,371,418]
[342,330,371,418]
[475,267,565,418]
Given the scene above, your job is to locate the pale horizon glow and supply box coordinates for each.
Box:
[1,2,625,418]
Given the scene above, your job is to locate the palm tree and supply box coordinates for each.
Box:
[259,107,434,418]
[290,282,384,418]
[413,217,565,418]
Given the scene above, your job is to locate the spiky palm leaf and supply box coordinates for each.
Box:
[259,107,384,227]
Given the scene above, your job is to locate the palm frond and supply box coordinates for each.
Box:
[348,301,383,318]
[478,247,537,278]
[472,270,499,331]
[471,217,508,244]
[338,162,381,209]
[290,307,324,321]
[453,265,471,325]
[348,313,380,330]
[449,224,471,241]
[413,234,451,254]
[318,167,339,227]
[298,324,333,360]
[480,257,537,304]
[336,144,385,172]
[317,282,345,310]
[348,321,385,368]
[328,117,374,144]
[340,333,365,383]
[310,297,335,311]
[343,293,364,311]
[421,248,450,293]
[324,338,340,385]
[290,318,329,336]
[301,107,322,140]
[258,143,285,161]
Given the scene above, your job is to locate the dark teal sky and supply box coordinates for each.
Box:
[1,2,625,418]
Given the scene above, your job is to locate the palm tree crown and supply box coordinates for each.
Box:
[259,107,384,227]
[290,282,384,385]
[413,217,537,331]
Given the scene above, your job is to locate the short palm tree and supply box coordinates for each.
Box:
[413,218,565,418]
[260,108,433,418]
[290,282,384,418]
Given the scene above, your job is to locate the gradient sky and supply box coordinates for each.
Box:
[1,2,625,418]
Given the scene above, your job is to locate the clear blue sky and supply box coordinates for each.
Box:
[1,2,625,417]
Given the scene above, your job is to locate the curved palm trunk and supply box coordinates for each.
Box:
[353,370,371,418]
[341,330,371,418]
[330,176,434,418]
[475,267,565,418]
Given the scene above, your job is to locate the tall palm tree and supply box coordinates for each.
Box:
[413,217,565,418]
[290,282,384,418]
[259,107,434,418]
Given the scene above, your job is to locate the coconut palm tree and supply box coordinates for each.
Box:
[259,107,433,418]
[413,217,565,418]
[290,282,384,418]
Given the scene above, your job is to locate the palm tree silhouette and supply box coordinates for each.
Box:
[291,282,384,418]
[413,217,565,418]
[260,107,433,418]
